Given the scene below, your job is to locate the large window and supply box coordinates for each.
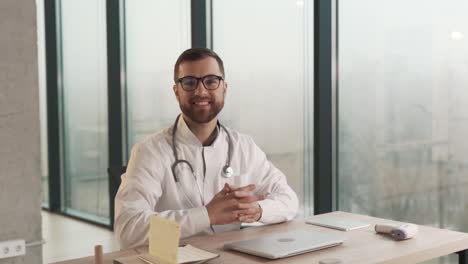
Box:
[212,0,314,215]
[42,0,192,225]
[337,0,468,261]
[38,0,466,246]
[59,0,109,223]
[124,0,191,154]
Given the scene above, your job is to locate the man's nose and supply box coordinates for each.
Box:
[193,80,208,95]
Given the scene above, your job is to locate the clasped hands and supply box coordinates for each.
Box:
[206,183,264,225]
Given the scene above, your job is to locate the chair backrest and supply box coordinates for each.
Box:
[107,166,127,230]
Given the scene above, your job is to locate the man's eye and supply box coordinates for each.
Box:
[183,79,196,86]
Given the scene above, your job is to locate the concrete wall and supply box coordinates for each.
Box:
[0,0,42,263]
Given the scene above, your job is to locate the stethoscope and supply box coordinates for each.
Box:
[170,114,234,186]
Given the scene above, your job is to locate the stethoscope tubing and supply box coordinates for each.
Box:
[171,114,234,206]
[171,114,234,183]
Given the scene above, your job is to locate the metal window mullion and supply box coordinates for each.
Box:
[191,0,208,48]
[313,0,337,215]
[332,0,339,212]
[44,0,61,212]
[106,0,124,229]
[206,0,213,49]
[121,0,128,163]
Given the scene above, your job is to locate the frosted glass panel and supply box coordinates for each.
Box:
[338,0,468,248]
[60,0,109,222]
[125,0,191,152]
[213,0,314,214]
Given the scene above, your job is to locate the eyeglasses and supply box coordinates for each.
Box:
[176,75,224,91]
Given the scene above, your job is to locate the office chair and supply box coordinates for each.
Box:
[107,166,127,230]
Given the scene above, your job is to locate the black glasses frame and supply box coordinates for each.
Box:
[176,75,224,91]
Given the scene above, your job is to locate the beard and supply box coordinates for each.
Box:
[180,96,224,124]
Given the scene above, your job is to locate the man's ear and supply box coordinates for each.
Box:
[223,82,228,96]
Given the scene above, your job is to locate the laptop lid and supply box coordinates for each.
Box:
[224,230,344,259]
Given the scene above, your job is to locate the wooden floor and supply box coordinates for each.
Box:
[42,211,120,263]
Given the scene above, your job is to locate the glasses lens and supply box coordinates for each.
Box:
[180,77,197,91]
[203,75,221,90]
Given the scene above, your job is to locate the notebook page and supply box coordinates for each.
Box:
[178,245,218,263]
[149,216,180,264]
[138,245,218,264]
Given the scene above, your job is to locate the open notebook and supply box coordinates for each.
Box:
[140,245,219,264]
[115,217,218,264]
[113,245,219,264]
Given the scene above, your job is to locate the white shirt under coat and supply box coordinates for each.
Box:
[114,116,299,249]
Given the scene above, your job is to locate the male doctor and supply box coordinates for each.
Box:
[115,48,298,249]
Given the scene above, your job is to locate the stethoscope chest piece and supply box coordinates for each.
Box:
[223,166,234,178]
[172,114,234,182]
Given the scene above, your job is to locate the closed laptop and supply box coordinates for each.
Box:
[224,230,344,259]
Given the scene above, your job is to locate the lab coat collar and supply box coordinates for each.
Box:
[175,115,222,148]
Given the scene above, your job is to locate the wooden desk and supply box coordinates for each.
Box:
[53,211,468,264]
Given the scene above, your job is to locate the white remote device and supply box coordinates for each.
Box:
[375,223,418,240]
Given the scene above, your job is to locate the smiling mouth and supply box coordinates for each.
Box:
[193,101,210,106]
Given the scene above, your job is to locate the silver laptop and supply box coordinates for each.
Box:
[224,230,344,259]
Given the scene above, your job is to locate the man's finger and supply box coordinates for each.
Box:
[232,190,254,198]
[218,183,231,195]
[225,183,235,192]
[236,202,256,209]
[237,194,265,204]
[230,209,256,220]
[239,215,259,223]
[230,184,256,193]
[239,216,254,223]
[225,190,252,200]
[225,192,264,204]
[241,207,260,215]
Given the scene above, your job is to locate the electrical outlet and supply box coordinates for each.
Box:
[0,240,26,259]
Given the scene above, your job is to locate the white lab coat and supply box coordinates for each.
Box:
[114,116,298,249]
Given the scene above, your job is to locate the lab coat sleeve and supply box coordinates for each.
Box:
[247,137,299,224]
[114,143,211,249]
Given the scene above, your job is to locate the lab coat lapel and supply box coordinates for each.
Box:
[172,116,204,206]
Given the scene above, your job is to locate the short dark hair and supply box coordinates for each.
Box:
[174,48,225,82]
